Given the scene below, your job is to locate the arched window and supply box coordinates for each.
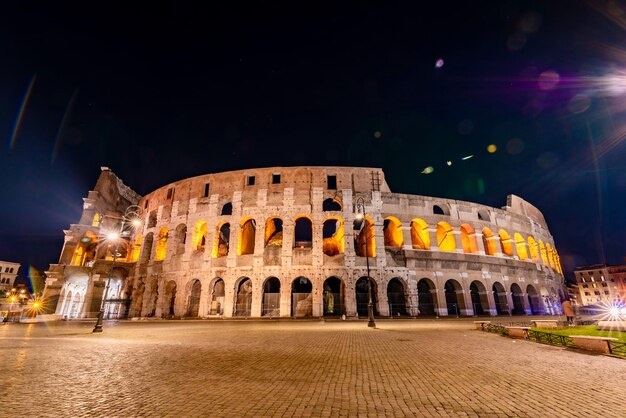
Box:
[498,229,513,256]
[213,223,230,258]
[546,243,555,268]
[514,233,528,260]
[221,202,233,216]
[323,217,344,256]
[92,213,101,227]
[433,205,447,215]
[294,216,312,249]
[528,236,539,262]
[354,216,376,257]
[482,228,497,255]
[322,198,342,212]
[131,235,142,262]
[410,219,430,250]
[539,240,548,265]
[460,224,478,253]
[265,217,283,247]
[193,221,207,251]
[383,217,403,247]
[155,227,168,261]
[238,218,256,255]
[477,209,490,222]
[175,224,187,255]
[436,222,455,252]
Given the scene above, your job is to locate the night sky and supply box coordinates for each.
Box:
[1,1,625,283]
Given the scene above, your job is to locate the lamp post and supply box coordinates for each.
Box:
[354,197,376,328]
[93,205,141,333]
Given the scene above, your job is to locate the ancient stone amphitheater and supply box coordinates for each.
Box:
[44,166,566,320]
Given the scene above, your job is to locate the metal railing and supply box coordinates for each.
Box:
[527,329,575,348]
[608,341,626,357]
[483,323,508,335]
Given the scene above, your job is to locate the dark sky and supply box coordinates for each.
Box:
[1,1,625,283]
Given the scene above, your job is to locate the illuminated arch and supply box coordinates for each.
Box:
[131,235,142,262]
[436,222,455,252]
[410,218,430,250]
[237,218,256,256]
[546,243,555,268]
[528,236,539,262]
[193,220,208,251]
[383,216,403,248]
[539,240,548,265]
[212,222,230,258]
[482,228,498,256]
[294,215,312,249]
[514,233,528,260]
[498,229,513,256]
[323,216,345,256]
[264,217,283,247]
[354,215,376,257]
[460,224,478,254]
[92,213,101,227]
[154,227,169,261]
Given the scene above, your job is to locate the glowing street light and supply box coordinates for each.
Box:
[93,205,141,333]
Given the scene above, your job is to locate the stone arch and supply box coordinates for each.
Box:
[482,227,498,256]
[186,279,201,317]
[528,236,539,262]
[492,282,508,315]
[539,240,548,265]
[322,216,345,256]
[460,224,478,254]
[294,215,312,249]
[510,283,525,315]
[469,281,489,315]
[383,216,403,248]
[498,229,513,257]
[356,276,379,317]
[175,223,187,255]
[104,267,128,319]
[322,197,342,211]
[209,278,225,315]
[514,233,528,260]
[417,278,437,316]
[261,277,281,317]
[292,277,313,317]
[193,220,208,252]
[220,202,233,216]
[526,284,543,314]
[546,243,555,268]
[354,215,376,257]
[433,204,450,215]
[212,222,230,258]
[238,217,256,256]
[387,278,408,316]
[233,277,252,317]
[323,276,345,316]
[71,231,97,266]
[444,279,465,316]
[436,222,456,252]
[164,280,177,318]
[92,213,101,227]
[264,217,283,247]
[410,218,430,250]
[155,227,169,261]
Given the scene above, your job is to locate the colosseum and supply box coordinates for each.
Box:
[43,166,566,320]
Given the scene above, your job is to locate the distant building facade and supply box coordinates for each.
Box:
[0,261,20,292]
[573,264,626,306]
[43,166,566,319]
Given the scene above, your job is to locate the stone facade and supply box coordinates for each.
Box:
[573,264,626,307]
[0,261,20,293]
[43,166,566,319]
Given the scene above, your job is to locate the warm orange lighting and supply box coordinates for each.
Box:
[410,218,430,250]
[107,231,120,240]
[437,222,456,252]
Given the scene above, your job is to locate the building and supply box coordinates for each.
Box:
[0,261,20,293]
[573,264,626,306]
[42,166,566,319]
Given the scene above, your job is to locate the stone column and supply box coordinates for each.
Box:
[198,280,211,317]
[312,274,323,318]
[312,222,323,266]
[280,281,291,318]
[251,280,262,318]
[459,289,473,316]
[378,279,390,317]
[222,278,234,318]
[453,230,463,253]
[434,287,447,316]
[483,290,497,316]
[475,232,486,255]
[81,274,96,318]
[522,292,533,315]
[505,291,515,316]
[281,218,294,267]
[401,225,413,250]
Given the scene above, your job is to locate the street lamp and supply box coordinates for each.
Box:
[93,205,141,333]
[354,196,376,328]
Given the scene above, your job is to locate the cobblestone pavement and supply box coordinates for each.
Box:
[1,318,625,417]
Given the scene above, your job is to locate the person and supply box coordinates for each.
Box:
[562,299,575,325]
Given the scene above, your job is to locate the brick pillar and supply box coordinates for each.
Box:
[434,287,447,316]
[483,290,497,316]
[280,280,291,318]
